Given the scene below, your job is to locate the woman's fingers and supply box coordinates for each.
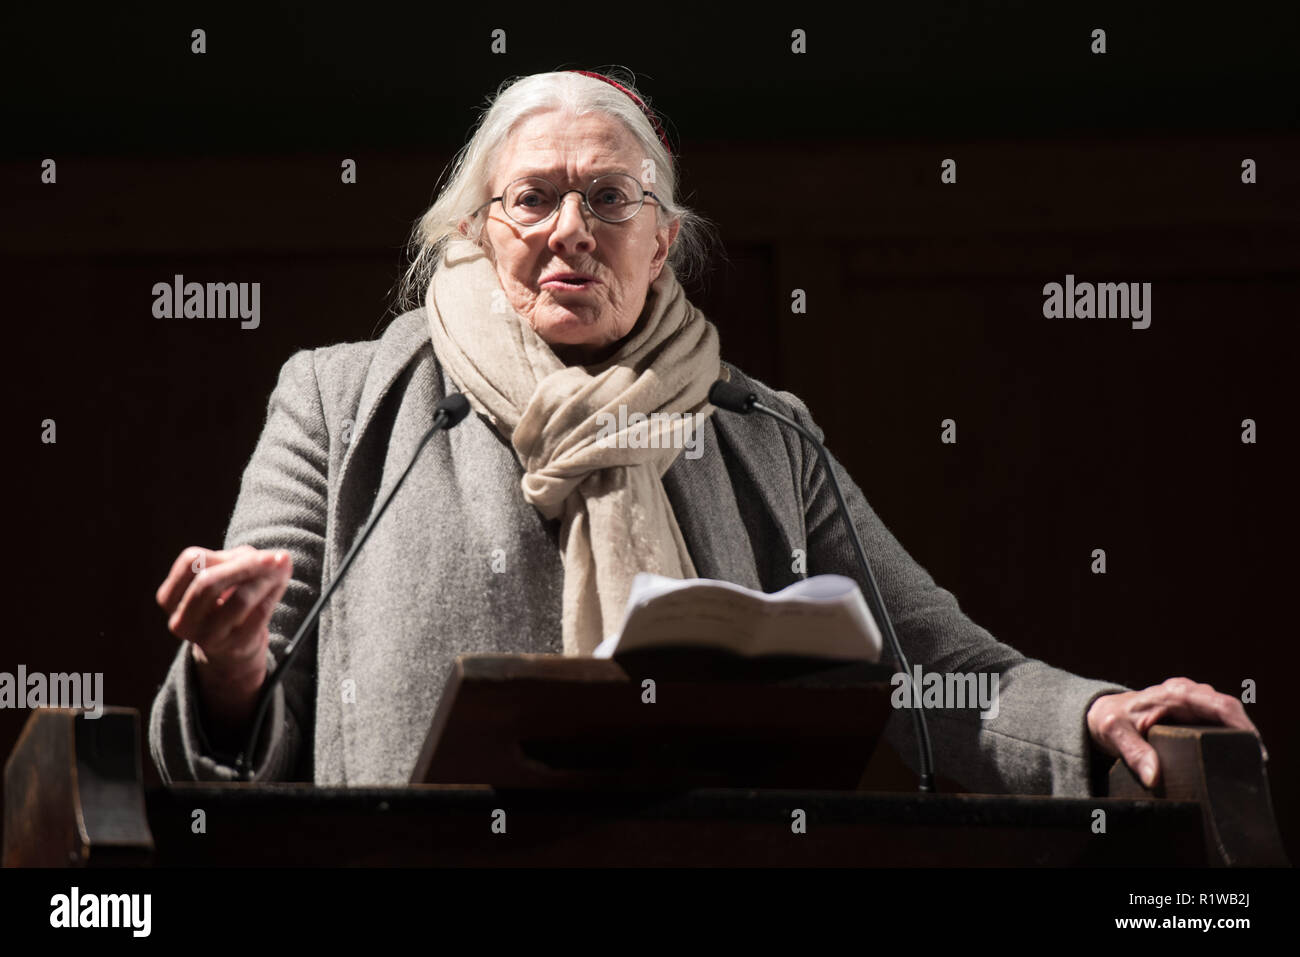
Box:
[156,545,253,613]
[1111,715,1160,788]
[1146,678,1259,735]
[1088,694,1159,786]
[1087,677,1266,788]
[167,549,288,644]
[201,555,292,656]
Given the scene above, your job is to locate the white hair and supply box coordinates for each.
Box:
[394,68,715,313]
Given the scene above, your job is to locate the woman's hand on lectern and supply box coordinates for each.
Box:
[156,545,292,734]
[1086,677,1263,789]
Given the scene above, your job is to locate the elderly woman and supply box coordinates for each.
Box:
[150,69,1259,792]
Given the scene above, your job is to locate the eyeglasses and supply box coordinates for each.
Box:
[472,172,661,227]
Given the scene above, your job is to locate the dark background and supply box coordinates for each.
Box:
[3,2,1297,859]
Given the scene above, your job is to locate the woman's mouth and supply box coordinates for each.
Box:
[540,273,600,292]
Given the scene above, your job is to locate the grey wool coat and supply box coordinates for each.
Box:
[150,308,1129,794]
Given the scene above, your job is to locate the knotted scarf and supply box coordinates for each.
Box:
[426,238,728,655]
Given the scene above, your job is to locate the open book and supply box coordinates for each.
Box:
[593,573,882,662]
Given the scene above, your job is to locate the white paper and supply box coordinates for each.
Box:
[593,573,882,662]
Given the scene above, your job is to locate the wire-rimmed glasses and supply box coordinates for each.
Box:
[472,172,660,227]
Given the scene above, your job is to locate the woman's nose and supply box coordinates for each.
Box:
[548,193,596,255]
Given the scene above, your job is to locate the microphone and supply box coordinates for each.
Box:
[235,392,472,779]
[709,379,937,793]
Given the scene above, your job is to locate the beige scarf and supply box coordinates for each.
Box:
[426,238,729,656]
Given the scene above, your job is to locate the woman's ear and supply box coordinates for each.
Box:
[649,219,681,281]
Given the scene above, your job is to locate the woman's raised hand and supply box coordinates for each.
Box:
[156,545,292,741]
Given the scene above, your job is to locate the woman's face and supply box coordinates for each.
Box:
[472,109,679,364]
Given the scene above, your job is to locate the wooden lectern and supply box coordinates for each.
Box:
[3,653,1288,867]
[413,652,894,790]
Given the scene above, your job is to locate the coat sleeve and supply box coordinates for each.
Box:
[148,349,327,783]
[781,390,1130,797]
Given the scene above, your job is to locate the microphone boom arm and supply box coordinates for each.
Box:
[738,392,938,794]
[234,397,467,779]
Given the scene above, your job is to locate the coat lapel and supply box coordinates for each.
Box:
[662,415,765,591]
[667,362,807,593]
[327,315,437,574]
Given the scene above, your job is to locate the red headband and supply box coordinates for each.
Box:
[566,70,673,158]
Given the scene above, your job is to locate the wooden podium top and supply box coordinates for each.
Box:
[2,655,1287,867]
